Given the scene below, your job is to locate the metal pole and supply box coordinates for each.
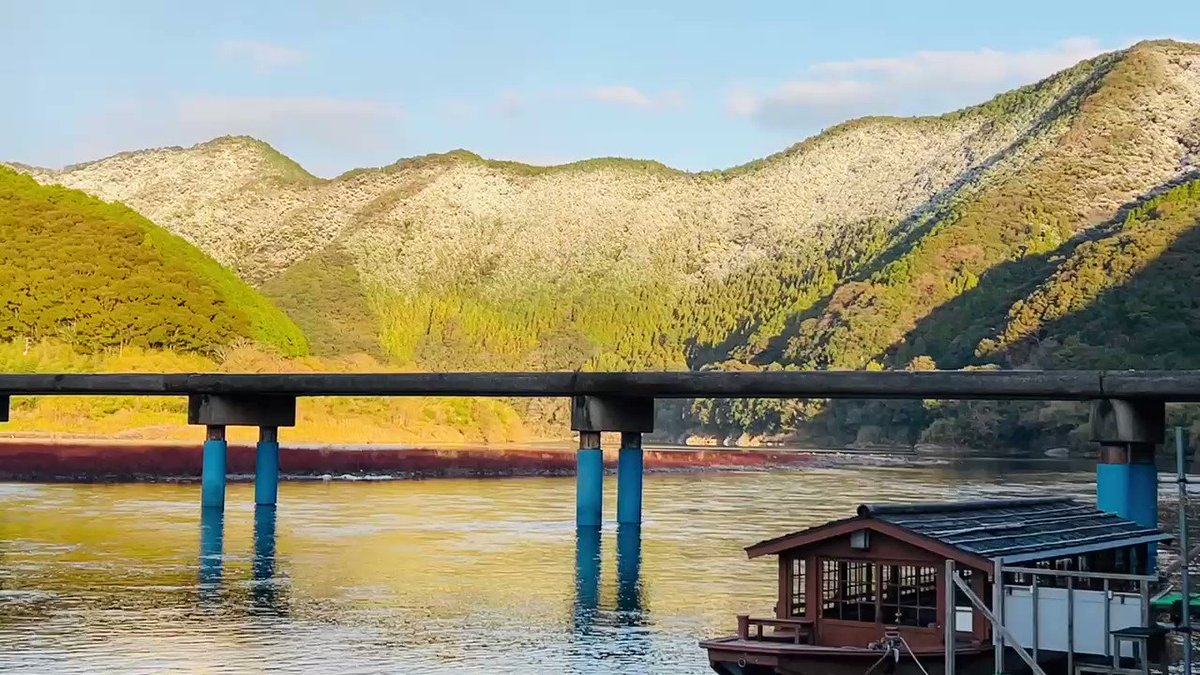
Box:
[945,560,956,675]
[952,572,1046,675]
[1067,576,1075,675]
[1178,425,1194,673]
[994,559,1005,674]
[1105,578,1114,667]
[1031,574,1040,664]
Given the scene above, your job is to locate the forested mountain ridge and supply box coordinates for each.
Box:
[0,167,307,357]
[8,39,1200,448]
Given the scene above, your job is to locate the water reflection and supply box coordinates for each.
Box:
[0,463,1103,673]
[198,507,224,603]
[573,526,601,631]
[616,524,643,616]
[251,505,285,615]
[570,525,650,660]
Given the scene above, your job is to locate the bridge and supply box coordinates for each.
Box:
[1,370,1197,534]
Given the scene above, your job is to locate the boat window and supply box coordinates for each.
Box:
[821,559,876,622]
[880,564,937,627]
[791,557,806,617]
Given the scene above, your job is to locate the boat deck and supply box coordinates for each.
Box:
[700,635,987,657]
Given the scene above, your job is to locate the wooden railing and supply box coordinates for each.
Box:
[736,615,815,644]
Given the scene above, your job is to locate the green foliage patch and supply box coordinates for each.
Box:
[0,167,307,356]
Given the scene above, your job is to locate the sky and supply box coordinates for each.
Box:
[2,0,1198,177]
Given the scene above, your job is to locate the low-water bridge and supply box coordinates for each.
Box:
[2,370,1198,532]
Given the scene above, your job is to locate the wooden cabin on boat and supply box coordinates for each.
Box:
[701,497,1171,675]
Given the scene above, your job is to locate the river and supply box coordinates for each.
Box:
[0,459,1111,673]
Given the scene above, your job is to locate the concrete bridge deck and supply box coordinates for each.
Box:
[2,370,1200,400]
[1,370,1195,527]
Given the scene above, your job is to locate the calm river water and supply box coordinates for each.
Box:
[0,459,1104,673]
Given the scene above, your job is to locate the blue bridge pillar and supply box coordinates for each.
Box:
[189,394,296,510]
[255,426,280,506]
[1097,444,1158,526]
[1091,399,1164,569]
[571,396,654,529]
[617,432,644,526]
[201,425,227,509]
[576,431,604,528]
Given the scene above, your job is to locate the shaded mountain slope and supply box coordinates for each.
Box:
[781,40,1200,372]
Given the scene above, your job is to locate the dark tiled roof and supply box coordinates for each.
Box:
[858,497,1170,563]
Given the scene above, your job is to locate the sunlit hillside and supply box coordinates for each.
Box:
[6,40,1200,449]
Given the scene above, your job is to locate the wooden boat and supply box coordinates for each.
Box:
[701,497,1171,675]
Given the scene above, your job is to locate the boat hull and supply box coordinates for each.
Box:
[702,637,995,675]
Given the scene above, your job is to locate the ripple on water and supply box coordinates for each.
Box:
[0,460,1106,673]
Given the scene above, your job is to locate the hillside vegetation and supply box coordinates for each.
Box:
[0,167,307,356]
[9,39,1200,449]
[0,340,528,444]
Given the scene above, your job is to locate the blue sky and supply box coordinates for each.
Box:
[3,0,1197,177]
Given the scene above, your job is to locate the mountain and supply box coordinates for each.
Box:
[0,166,307,357]
[8,39,1200,447]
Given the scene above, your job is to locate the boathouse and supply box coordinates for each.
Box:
[703,497,1171,675]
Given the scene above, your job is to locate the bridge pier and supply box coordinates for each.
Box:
[255,427,280,506]
[189,395,296,510]
[617,432,643,525]
[0,394,8,422]
[576,431,603,528]
[1091,399,1164,566]
[571,395,654,528]
[201,425,228,509]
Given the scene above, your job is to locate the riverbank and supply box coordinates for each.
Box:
[0,438,916,482]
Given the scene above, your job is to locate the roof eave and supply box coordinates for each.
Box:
[744,517,993,571]
[996,532,1174,564]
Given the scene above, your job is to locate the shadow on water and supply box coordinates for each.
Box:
[251,505,287,616]
[615,525,643,618]
[198,505,288,615]
[198,508,223,604]
[571,525,651,660]
[573,526,601,632]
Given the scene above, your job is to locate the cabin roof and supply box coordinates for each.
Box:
[747,497,1171,564]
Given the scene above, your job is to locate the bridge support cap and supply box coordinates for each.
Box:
[571,395,654,433]
[188,394,297,428]
[1089,398,1165,445]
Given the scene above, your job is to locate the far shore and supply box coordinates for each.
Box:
[0,436,919,482]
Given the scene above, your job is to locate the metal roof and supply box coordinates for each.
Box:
[858,497,1171,564]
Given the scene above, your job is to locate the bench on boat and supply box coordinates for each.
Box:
[736,615,815,644]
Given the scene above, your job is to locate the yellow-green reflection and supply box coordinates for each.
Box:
[0,462,1097,673]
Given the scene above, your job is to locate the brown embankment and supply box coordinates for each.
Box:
[0,439,819,482]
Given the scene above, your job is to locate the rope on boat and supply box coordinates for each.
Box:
[862,629,931,675]
[861,648,896,675]
[897,635,931,675]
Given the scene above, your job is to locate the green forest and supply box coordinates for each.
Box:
[4,41,1200,449]
[0,167,307,356]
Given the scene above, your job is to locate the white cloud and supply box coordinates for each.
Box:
[218,40,305,74]
[493,92,525,119]
[177,95,399,137]
[730,38,1106,128]
[583,86,686,111]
